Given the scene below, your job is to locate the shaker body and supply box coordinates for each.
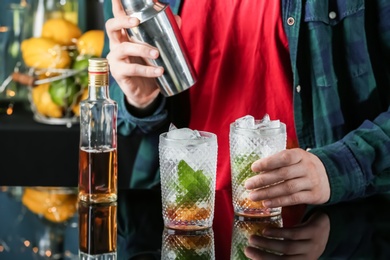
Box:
[126,5,197,96]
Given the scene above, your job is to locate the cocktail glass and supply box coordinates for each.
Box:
[159,128,218,230]
[230,115,286,217]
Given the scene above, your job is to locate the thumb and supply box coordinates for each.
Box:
[112,0,127,17]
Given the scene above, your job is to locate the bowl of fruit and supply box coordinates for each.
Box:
[16,18,104,127]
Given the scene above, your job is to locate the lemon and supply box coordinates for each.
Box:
[77,30,104,57]
[42,18,82,46]
[32,83,63,118]
[49,77,81,107]
[21,37,71,69]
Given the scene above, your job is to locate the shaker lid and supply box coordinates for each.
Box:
[121,0,167,22]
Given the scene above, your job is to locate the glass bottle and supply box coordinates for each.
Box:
[78,58,118,204]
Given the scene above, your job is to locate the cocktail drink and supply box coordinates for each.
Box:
[161,228,215,259]
[230,115,286,217]
[231,215,283,259]
[159,127,217,230]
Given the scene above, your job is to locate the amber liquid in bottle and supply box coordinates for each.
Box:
[78,148,117,203]
[78,58,118,204]
[78,201,117,257]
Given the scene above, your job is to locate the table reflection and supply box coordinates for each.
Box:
[78,202,117,259]
[231,215,283,259]
[1,187,390,259]
[161,228,215,259]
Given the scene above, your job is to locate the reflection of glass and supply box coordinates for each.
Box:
[78,201,117,259]
[159,130,218,231]
[230,118,286,217]
[230,215,283,260]
[161,228,215,259]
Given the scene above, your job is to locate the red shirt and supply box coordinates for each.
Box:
[180,0,297,191]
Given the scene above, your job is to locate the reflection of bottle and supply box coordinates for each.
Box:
[78,58,118,204]
[78,201,117,259]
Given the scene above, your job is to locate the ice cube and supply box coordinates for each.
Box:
[261,114,271,123]
[167,127,201,139]
[169,123,177,132]
[235,115,256,129]
[254,114,280,129]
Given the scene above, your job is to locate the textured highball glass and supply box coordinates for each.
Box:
[230,215,283,259]
[159,131,217,231]
[161,228,215,259]
[230,122,286,217]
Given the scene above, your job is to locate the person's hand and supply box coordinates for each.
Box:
[105,0,164,109]
[244,212,330,259]
[245,148,331,207]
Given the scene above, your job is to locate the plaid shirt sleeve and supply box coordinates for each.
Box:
[283,0,390,204]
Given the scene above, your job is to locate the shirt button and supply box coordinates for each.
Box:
[329,11,337,19]
[287,17,295,26]
[296,85,301,93]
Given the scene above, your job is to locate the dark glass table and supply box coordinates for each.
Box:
[1,186,389,259]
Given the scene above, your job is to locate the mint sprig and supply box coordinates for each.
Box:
[176,160,211,205]
[233,153,261,185]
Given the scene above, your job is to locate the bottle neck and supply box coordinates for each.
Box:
[88,71,109,100]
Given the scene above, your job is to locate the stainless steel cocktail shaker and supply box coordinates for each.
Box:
[120,0,197,96]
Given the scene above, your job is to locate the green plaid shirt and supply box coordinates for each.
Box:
[104,0,390,204]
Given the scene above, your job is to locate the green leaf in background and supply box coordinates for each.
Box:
[176,160,211,205]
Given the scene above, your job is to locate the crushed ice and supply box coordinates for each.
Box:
[235,114,280,129]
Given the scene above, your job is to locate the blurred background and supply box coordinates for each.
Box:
[0,0,104,117]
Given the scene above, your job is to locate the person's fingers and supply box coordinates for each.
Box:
[262,226,310,241]
[251,149,302,173]
[244,246,283,260]
[245,162,304,190]
[112,0,127,17]
[108,41,159,61]
[247,177,311,202]
[258,190,319,208]
[248,235,312,256]
[110,62,163,78]
[262,213,329,240]
[105,16,139,49]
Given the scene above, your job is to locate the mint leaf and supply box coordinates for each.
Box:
[176,160,211,205]
[233,153,261,185]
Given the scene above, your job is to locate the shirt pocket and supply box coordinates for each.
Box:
[302,0,367,87]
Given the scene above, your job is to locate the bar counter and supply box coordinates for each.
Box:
[1,186,390,259]
[2,104,390,259]
[0,103,140,188]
